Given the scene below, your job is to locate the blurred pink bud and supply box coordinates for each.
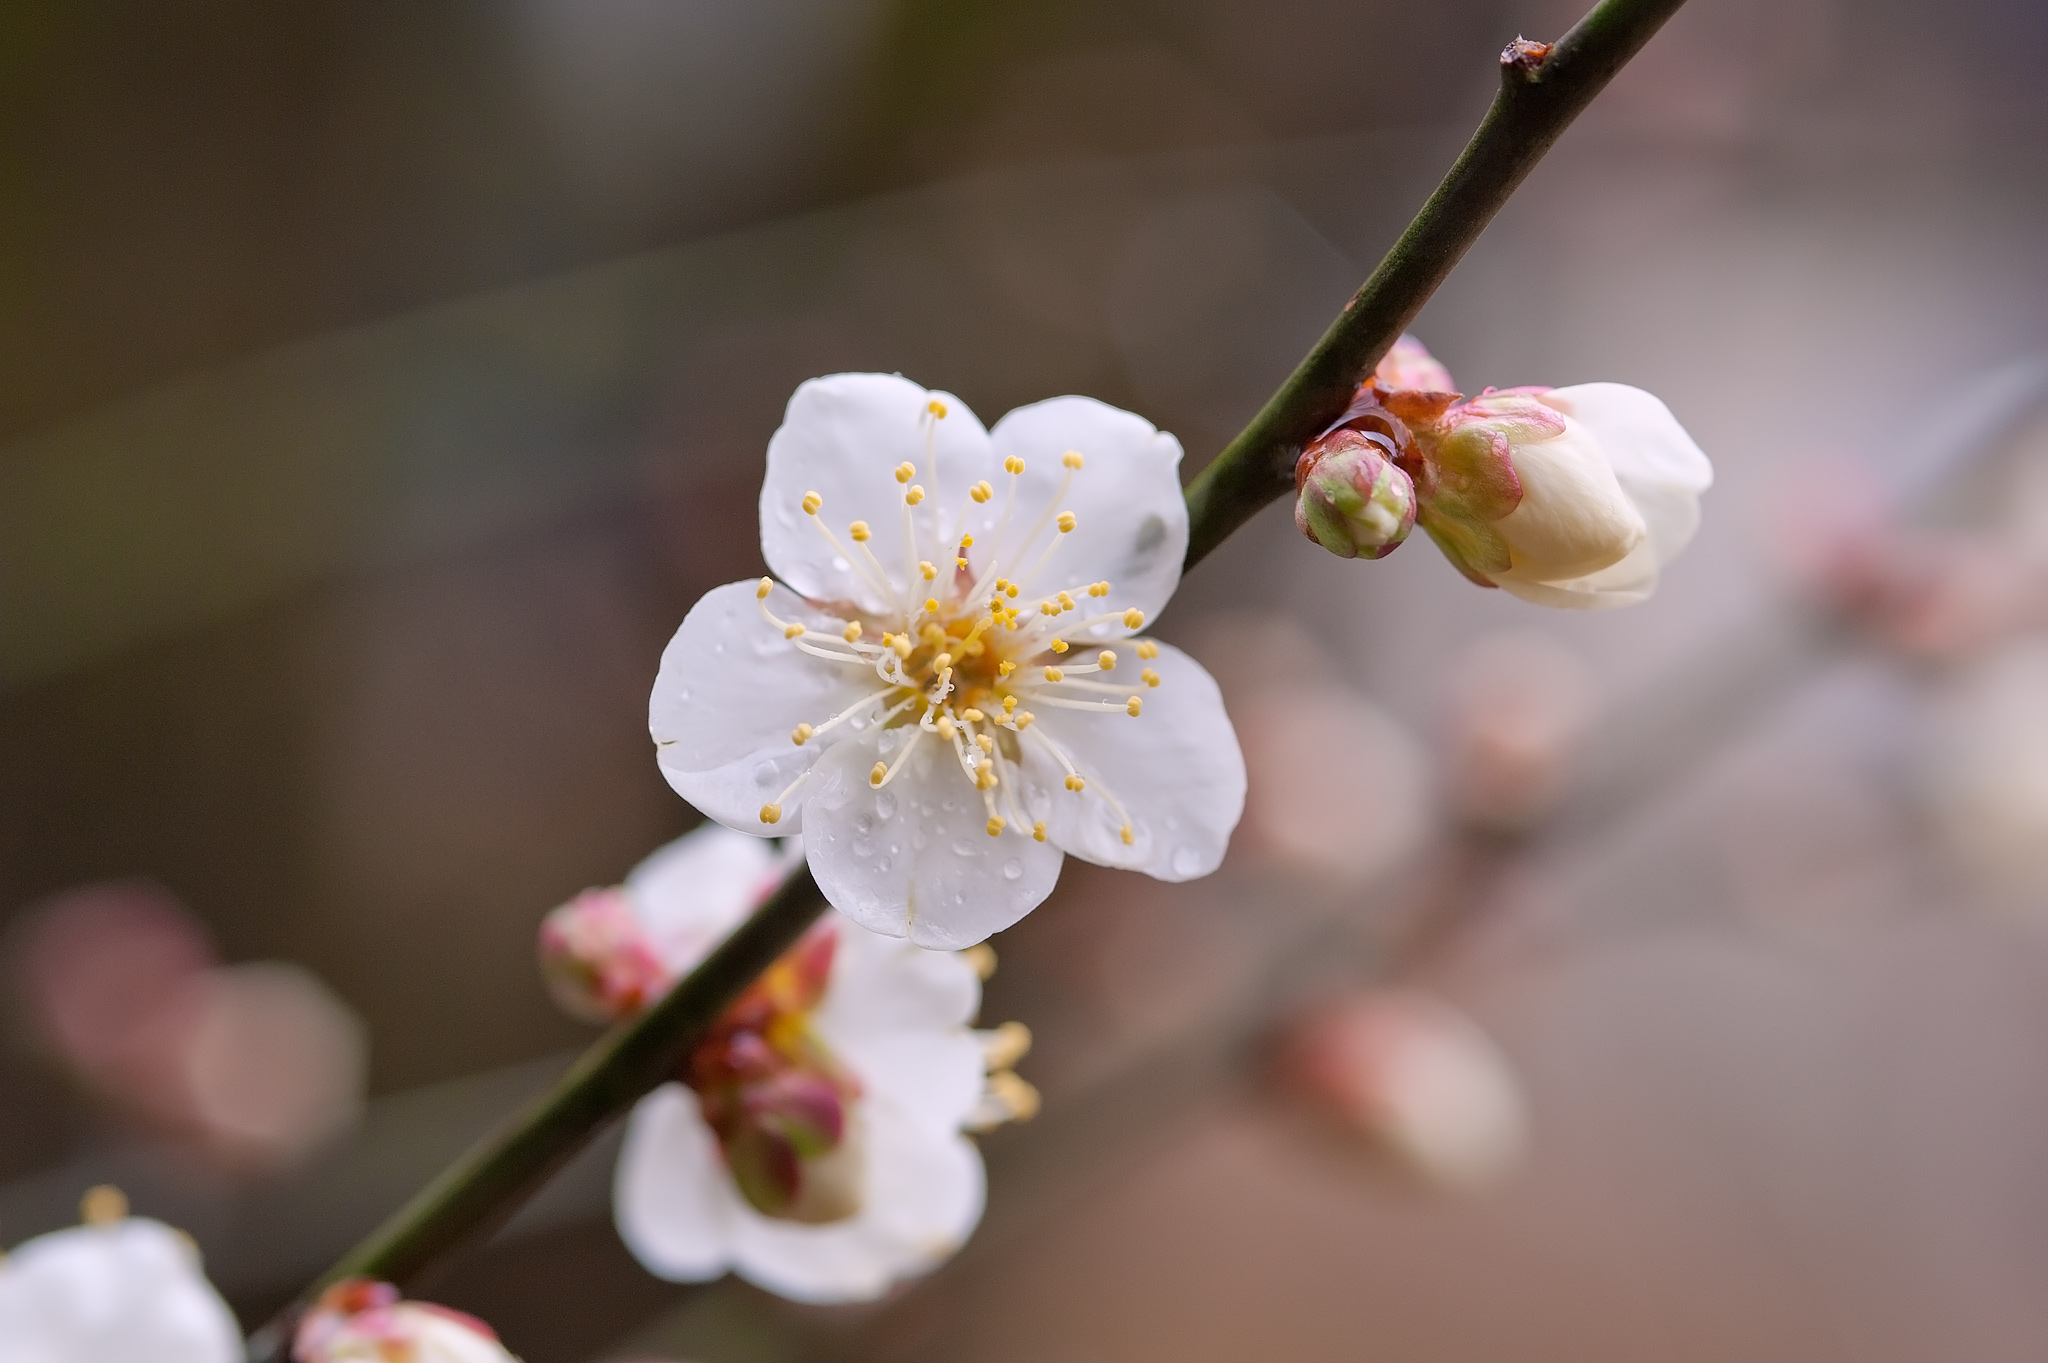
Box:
[1294,430,1417,560]
[297,1280,517,1363]
[1281,990,1528,1193]
[1371,334,1457,396]
[1442,631,1595,833]
[1925,637,2048,908]
[537,887,671,1023]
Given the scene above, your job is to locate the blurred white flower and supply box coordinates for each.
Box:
[1442,631,1595,833]
[1281,990,1528,1193]
[296,1280,517,1363]
[1925,635,2048,908]
[650,373,1245,948]
[588,825,1032,1303]
[0,1191,239,1363]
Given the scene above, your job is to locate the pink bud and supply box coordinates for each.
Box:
[538,887,673,1023]
[1293,430,1417,560]
[297,1280,516,1363]
[1371,333,1457,395]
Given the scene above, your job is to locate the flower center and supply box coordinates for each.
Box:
[751,401,1168,847]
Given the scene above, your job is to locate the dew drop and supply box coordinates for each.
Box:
[952,840,977,857]
[853,837,875,857]
[875,792,897,820]
[1002,858,1024,881]
[855,813,874,834]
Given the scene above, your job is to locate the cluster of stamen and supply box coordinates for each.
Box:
[751,401,1164,847]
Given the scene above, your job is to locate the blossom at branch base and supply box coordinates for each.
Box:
[588,825,1035,1303]
[1292,430,1416,560]
[649,373,1245,948]
[0,1189,240,1363]
[294,1280,519,1363]
[1280,991,1527,1193]
[1298,335,1713,609]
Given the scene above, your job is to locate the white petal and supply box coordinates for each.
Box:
[801,737,1065,949]
[1487,542,1659,609]
[1489,420,1646,583]
[1539,383,1712,496]
[613,1084,740,1283]
[626,824,788,975]
[981,397,1189,629]
[382,1306,519,1363]
[759,375,996,612]
[1021,642,1245,880]
[651,579,884,836]
[723,1093,986,1305]
[0,1220,241,1363]
[816,928,986,1134]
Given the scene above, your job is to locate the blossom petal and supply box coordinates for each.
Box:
[818,929,986,1134]
[759,374,996,613]
[614,1084,741,1283]
[1541,383,1712,497]
[724,1093,986,1304]
[1021,642,1244,880]
[626,824,788,974]
[802,735,1065,949]
[981,396,1189,631]
[652,579,885,836]
[0,1220,242,1363]
[1487,421,1646,583]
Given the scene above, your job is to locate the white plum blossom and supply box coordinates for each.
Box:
[0,1194,240,1363]
[295,1280,519,1363]
[650,373,1246,948]
[550,825,1033,1304]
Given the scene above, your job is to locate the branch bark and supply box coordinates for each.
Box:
[250,1,1685,1352]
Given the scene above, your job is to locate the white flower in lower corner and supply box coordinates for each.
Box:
[577,825,1035,1304]
[295,1280,518,1363]
[0,1189,239,1363]
[650,373,1246,948]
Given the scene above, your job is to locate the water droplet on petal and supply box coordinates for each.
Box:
[875,793,897,820]
[1002,858,1023,880]
[952,841,976,858]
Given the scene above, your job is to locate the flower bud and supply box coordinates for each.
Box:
[1371,333,1457,395]
[537,888,672,1023]
[1293,430,1417,560]
[295,1281,518,1363]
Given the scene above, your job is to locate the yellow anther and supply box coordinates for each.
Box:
[990,1069,1042,1122]
[849,520,871,542]
[1119,823,1135,846]
[975,766,997,790]
[895,461,916,483]
[1090,581,1110,597]
[962,942,997,978]
[976,734,994,754]
[1005,582,1020,599]
[893,635,914,658]
[960,534,974,548]
[970,481,992,504]
[928,399,948,418]
[1039,601,1056,616]
[986,815,1005,837]
[1050,639,1069,654]
[933,652,953,671]
[937,715,957,740]
[1126,696,1143,716]
[80,1185,128,1226]
[1065,774,1086,792]
[925,597,941,614]
[1043,667,1064,682]
[792,723,814,745]
[920,560,937,581]
[1123,609,1145,629]
[844,621,863,642]
[1142,667,1161,687]
[1136,640,1159,659]
[906,485,926,506]
[756,577,773,600]
[870,762,887,787]
[998,660,1016,676]
[962,708,985,722]
[1032,820,1047,842]
[1004,455,1026,475]
[1056,511,1077,533]
[1002,695,1018,712]
[956,557,969,570]
[783,622,806,640]
[1014,711,1035,729]
[922,623,946,646]
[1063,450,1085,469]
[802,491,823,515]
[1098,650,1116,670]
[1057,591,1076,609]
[984,1019,1033,1069]
[760,803,783,825]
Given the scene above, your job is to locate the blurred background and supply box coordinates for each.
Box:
[7,0,2048,1358]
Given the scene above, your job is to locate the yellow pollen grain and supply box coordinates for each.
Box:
[1003,695,1018,712]
[1090,581,1109,597]
[755,577,773,600]
[1142,667,1161,687]
[956,557,969,569]
[925,597,941,614]
[1136,640,1159,659]
[1119,823,1135,846]
[1032,820,1047,842]
[844,621,863,642]
[760,803,782,825]
[1126,696,1143,716]
[893,635,914,658]
[962,708,985,722]
[1063,450,1084,469]
[895,461,915,483]
[970,481,992,503]
[906,485,926,505]
[1065,774,1085,792]
[1050,639,1068,654]
[791,723,814,745]
[960,534,974,548]
[1005,455,1025,475]
[802,491,822,515]
[1056,511,1076,533]
[933,652,953,671]
[937,715,957,740]
[1123,609,1145,629]
[1098,650,1116,670]
[920,561,937,580]
[928,399,948,418]
[1005,583,1020,599]
[976,734,994,754]
[986,815,1005,837]
[870,762,887,786]
[1015,711,1035,729]
[783,623,806,640]
[849,521,871,542]
[998,660,1016,676]
[1043,666,1064,682]
[976,766,997,790]
[1058,591,1076,609]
